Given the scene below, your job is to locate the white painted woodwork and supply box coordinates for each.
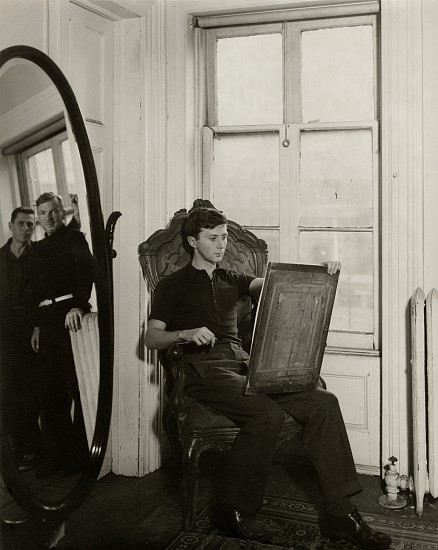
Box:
[196,1,379,27]
[109,2,168,477]
[135,1,169,474]
[321,352,380,473]
[111,15,155,476]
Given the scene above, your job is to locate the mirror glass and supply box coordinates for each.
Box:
[0,48,112,523]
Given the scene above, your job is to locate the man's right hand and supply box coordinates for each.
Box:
[180,327,216,347]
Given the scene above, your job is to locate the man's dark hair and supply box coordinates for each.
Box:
[35,192,64,209]
[10,206,35,223]
[182,207,228,254]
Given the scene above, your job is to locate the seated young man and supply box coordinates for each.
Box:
[145,207,391,549]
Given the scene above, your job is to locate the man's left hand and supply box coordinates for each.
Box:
[65,308,84,331]
[323,261,341,275]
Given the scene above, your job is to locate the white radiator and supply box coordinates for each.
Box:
[70,312,111,477]
[411,287,438,515]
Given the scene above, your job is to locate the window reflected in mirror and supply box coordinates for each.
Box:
[18,130,80,240]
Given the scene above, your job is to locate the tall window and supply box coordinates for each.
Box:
[202,15,379,351]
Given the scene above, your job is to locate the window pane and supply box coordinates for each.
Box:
[299,130,373,227]
[251,228,279,265]
[217,34,283,125]
[211,133,279,226]
[299,231,374,333]
[62,140,77,195]
[28,148,57,201]
[301,25,374,122]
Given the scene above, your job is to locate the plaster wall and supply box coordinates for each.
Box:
[0,0,46,52]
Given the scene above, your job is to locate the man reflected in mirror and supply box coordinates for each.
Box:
[145,207,392,549]
[0,207,41,471]
[28,192,94,477]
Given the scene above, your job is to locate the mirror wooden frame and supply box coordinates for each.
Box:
[0,45,116,528]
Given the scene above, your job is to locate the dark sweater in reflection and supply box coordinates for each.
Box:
[0,239,40,458]
[28,225,94,325]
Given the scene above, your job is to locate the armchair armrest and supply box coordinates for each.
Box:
[161,343,189,423]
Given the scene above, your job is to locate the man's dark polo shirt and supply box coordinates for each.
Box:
[149,263,255,344]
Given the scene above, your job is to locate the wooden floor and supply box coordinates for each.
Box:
[3,442,438,549]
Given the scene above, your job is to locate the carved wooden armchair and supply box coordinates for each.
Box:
[138,201,304,530]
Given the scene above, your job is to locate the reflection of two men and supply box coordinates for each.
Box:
[0,192,94,476]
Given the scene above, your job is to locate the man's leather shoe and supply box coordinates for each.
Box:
[320,506,392,549]
[209,503,278,543]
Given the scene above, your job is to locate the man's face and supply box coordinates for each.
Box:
[37,198,65,235]
[9,213,35,244]
[190,224,228,265]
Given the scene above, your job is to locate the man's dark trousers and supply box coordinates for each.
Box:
[183,342,362,515]
[37,303,89,467]
[0,308,41,455]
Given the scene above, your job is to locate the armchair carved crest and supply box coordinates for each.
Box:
[138,200,304,530]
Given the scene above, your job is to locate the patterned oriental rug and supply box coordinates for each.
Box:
[166,496,438,550]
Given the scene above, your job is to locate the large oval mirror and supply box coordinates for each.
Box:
[0,45,116,535]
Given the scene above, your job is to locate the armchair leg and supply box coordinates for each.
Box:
[183,437,203,531]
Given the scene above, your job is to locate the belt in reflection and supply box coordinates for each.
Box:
[39,294,73,307]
